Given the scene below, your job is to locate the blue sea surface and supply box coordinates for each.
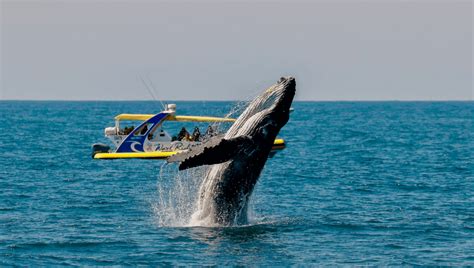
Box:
[1,101,473,266]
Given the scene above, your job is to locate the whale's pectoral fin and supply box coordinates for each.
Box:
[167,135,254,170]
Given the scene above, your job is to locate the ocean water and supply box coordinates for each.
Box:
[1,100,473,266]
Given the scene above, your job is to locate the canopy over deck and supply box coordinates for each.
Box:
[114,113,236,123]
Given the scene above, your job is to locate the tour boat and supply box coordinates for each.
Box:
[92,104,286,159]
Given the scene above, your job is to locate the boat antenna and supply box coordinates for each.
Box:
[146,75,167,111]
[138,75,166,111]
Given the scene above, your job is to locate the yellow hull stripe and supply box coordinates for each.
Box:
[94,139,286,159]
[94,151,178,159]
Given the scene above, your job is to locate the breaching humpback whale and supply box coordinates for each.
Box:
[168,77,296,226]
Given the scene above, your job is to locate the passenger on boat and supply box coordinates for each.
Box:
[205,125,216,137]
[177,127,191,141]
[192,127,201,142]
[184,131,192,141]
[123,126,135,135]
[140,124,148,135]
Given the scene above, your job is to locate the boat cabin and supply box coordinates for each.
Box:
[92,104,244,159]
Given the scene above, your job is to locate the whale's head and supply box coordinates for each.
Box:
[236,77,296,140]
[225,77,296,138]
[264,76,296,126]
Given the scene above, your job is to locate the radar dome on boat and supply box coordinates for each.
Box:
[104,126,117,136]
[166,104,176,113]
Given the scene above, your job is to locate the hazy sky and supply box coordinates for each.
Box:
[1,0,472,101]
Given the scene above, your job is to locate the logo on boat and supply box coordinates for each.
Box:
[127,141,203,152]
[130,141,142,152]
[158,142,202,152]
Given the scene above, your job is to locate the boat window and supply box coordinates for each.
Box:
[149,128,172,141]
[119,125,135,135]
[133,123,153,136]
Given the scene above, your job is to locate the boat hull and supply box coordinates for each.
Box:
[93,139,286,159]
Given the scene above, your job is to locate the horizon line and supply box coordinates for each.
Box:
[0,98,472,102]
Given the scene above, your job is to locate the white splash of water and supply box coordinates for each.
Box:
[152,163,207,227]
